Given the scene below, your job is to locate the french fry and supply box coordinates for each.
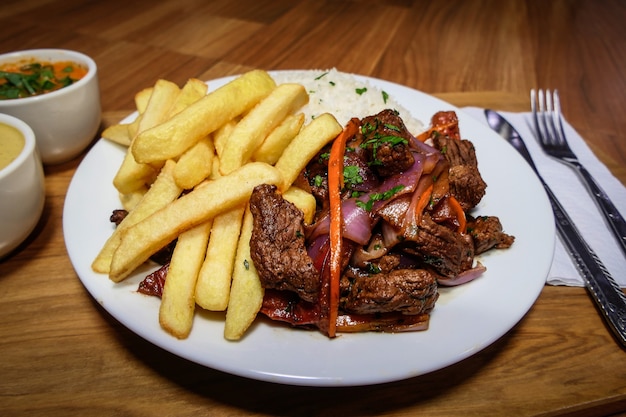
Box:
[126,115,141,140]
[134,87,153,114]
[92,160,182,274]
[195,205,245,311]
[173,136,215,190]
[213,119,236,158]
[109,162,283,282]
[113,79,181,194]
[224,206,263,341]
[131,70,276,165]
[168,78,208,117]
[102,123,132,147]
[283,186,317,225]
[274,113,342,191]
[159,220,212,339]
[119,187,148,211]
[219,83,308,175]
[252,112,304,165]
[135,80,181,134]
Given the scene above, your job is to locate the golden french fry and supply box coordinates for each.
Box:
[210,153,221,180]
[274,113,342,191]
[219,83,308,175]
[253,112,304,165]
[159,220,212,339]
[112,150,159,195]
[168,78,208,117]
[126,115,141,140]
[134,87,153,114]
[113,79,181,194]
[195,205,245,311]
[92,160,182,274]
[213,119,236,158]
[224,206,263,341]
[283,186,317,225]
[131,70,276,165]
[102,123,132,147]
[109,162,283,282]
[173,136,215,190]
[119,187,148,211]
[136,79,181,132]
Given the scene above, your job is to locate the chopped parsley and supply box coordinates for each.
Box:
[361,134,408,164]
[356,185,405,211]
[343,165,363,189]
[355,87,367,95]
[313,174,324,187]
[0,61,84,100]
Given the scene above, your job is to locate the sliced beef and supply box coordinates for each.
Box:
[300,145,331,208]
[249,184,320,302]
[400,213,475,278]
[340,265,438,315]
[467,215,515,254]
[360,109,415,177]
[448,164,486,211]
[432,135,486,210]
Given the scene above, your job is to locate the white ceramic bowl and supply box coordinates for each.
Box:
[0,49,101,164]
[0,113,45,258]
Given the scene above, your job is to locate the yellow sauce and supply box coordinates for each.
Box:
[0,123,25,170]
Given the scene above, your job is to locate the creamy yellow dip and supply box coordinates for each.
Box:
[0,122,25,170]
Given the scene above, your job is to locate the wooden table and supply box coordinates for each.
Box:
[1,1,625,416]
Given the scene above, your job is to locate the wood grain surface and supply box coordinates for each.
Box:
[1,1,625,416]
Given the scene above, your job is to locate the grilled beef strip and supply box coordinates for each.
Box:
[467,215,515,254]
[249,184,320,303]
[398,212,475,278]
[359,109,416,177]
[432,134,487,211]
[340,254,439,315]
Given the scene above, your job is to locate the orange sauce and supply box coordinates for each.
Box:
[0,59,88,99]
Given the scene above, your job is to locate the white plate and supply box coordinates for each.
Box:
[63,72,554,387]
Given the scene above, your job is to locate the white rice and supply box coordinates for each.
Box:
[271,68,424,134]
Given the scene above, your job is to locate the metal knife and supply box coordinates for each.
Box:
[484,109,626,347]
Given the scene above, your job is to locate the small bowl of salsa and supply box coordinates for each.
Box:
[0,49,101,164]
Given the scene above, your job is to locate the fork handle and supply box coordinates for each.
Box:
[571,162,626,258]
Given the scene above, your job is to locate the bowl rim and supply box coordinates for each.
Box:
[0,48,98,106]
[0,113,37,179]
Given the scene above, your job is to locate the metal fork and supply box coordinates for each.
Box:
[531,89,626,258]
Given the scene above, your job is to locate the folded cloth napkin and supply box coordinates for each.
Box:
[462,107,626,287]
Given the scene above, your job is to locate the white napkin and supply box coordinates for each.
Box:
[462,107,626,287]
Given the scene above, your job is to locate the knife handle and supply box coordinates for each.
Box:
[542,181,626,347]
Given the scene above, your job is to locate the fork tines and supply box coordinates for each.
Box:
[532,89,561,147]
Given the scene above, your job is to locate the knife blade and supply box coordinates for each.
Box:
[484,109,626,347]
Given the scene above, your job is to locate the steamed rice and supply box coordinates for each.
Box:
[272,69,424,135]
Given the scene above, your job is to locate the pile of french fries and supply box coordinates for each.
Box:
[93,70,343,340]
